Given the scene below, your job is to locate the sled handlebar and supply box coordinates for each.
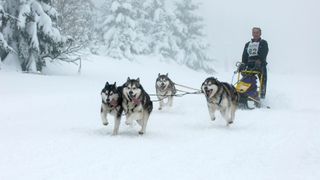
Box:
[239,69,262,75]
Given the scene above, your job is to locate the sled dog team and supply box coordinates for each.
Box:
[101,74,239,135]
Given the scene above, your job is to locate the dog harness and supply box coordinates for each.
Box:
[206,83,224,106]
[132,98,141,106]
[126,96,142,113]
[216,92,224,106]
[207,82,235,107]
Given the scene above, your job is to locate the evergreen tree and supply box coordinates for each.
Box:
[97,0,149,59]
[173,0,214,73]
[53,0,96,45]
[142,0,175,58]
[4,0,66,72]
[0,2,13,62]
[131,0,152,55]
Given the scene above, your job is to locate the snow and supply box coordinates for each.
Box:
[39,1,58,18]
[0,33,10,52]
[32,1,62,42]
[18,2,31,29]
[111,1,120,12]
[26,18,39,50]
[1,55,320,180]
[1,0,320,179]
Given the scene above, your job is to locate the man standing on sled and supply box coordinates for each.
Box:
[241,27,269,99]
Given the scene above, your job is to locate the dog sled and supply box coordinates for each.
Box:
[233,62,268,109]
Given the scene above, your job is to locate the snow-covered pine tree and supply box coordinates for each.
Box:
[0,2,14,63]
[4,0,66,72]
[131,0,152,55]
[53,0,96,45]
[141,0,177,58]
[98,0,149,59]
[173,0,214,73]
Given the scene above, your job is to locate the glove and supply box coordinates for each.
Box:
[255,60,262,69]
[238,64,246,71]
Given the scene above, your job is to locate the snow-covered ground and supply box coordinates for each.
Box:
[1,55,319,180]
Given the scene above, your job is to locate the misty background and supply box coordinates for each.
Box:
[1,0,319,74]
[93,0,320,74]
[198,0,320,74]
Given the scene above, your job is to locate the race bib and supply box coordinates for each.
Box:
[247,41,260,57]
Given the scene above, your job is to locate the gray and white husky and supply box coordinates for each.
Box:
[122,77,153,135]
[100,82,123,135]
[155,73,177,110]
[201,77,239,126]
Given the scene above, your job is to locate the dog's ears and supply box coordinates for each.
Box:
[136,78,140,83]
[166,73,168,77]
[113,82,116,87]
[158,73,160,77]
[105,81,109,86]
[214,77,219,84]
[211,76,218,81]
[127,77,130,82]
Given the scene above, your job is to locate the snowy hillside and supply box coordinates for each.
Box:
[1,55,319,180]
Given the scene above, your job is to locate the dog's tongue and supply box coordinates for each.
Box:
[110,99,118,107]
[132,98,141,105]
[206,90,211,97]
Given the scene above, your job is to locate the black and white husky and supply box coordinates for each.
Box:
[100,82,124,135]
[122,78,153,135]
[201,77,239,126]
[155,73,177,110]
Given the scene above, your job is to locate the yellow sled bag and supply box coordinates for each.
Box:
[235,81,251,93]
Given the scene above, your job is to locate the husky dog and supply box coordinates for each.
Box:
[155,73,177,110]
[201,77,239,126]
[100,82,123,135]
[122,78,153,135]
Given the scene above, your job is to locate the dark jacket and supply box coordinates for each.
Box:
[242,38,269,65]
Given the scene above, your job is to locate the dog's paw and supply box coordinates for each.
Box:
[138,131,144,135]
[112,132,118,136]
[211,117,216,121]
[227,121,233,126]
[158,107,162,110]
[125,120,132,126]
[103,122,109,126]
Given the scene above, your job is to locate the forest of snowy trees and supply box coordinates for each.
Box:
[0,0,214,73]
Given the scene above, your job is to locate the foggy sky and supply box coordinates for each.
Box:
[92,0,320,74]
[197,0,320,74]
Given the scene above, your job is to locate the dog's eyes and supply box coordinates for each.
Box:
[109,92,113,95]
